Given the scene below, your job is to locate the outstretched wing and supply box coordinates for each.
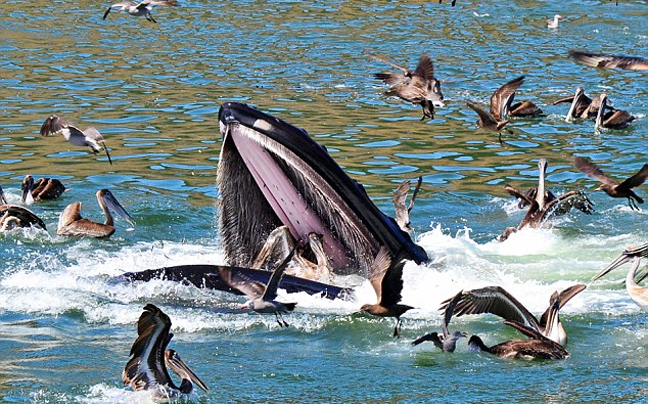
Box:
[569,50,648,71]
[491,76,524,120]
[617,164,648,191]
[573,156,618,186]
[466,101,497,126]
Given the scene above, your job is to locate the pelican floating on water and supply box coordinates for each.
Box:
[412,290,467,352]
[593,244,648,310]
[366,50,445,120]
[21,175,66,205]
[57,189,134,238]
[103,0,178,23]
[569,50,648,71]
[574,156,648,211]
[594,93,635,130]
[40,115,113,165]
[123,304,209,398]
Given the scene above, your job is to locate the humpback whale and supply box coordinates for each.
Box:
[217,102,428,278]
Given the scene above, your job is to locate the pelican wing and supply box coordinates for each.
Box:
[0,205,47,230]
[504,185,535,206]
[442,286,541,330]
[392,179,411,232]
[503,320,548,341]
[378,250,407,307]
[569,50,648,71]
[413,54,435,81]
[491,76,524,120]
[616,164,648,191]
[33,178,66,200]
[573,156,618,186]
[368,246,392,303]
[123,304,174,391]
[539,284,586,328]
[262,248,295,301]
[466,101,497,127]
[441,290,463,339]
[544,190,594,219]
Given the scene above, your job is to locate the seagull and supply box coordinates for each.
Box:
[546,15,563,29]
[392,176,422,233]
[359,247,413,338]
[569,50,648,71]
[573,156,648,210]
[103,0,178,23]
[441,284,586,346]
[465,76,525,142]
[366,50,445,120]
[219,249,297,327]
[123,304,209,399]
[593,244,648,310]
[40,115,113,165]
[412,290,467,352]
[594,93,635,130]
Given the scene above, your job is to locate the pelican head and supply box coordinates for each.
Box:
[164,349,210,394]
[592,248,634,280]
[565,86,585,122]
[21,175,35,205]
[594,93,608,130]
[98,189,135,226]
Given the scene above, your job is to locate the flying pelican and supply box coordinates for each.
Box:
[123,304,209,398]
[359,247,413,338]
[103,0,178,23]
[593,244,648,310]
[366,50,445,120]
[546,15,563,29]
[57,189,134,238]
[573,156,648,211]
[40,115,113,165]
[441,284,586,346]
[569,50,648,71]
[21,175,66,205]
[219,249,297,327]
[412,290,467,352]
[392,177,422,233]
[594,93,635,130]
[465,76,525,142]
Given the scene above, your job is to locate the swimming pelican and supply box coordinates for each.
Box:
[123,304,209,398]
[594,93,635,130]
[412,290,467,352]
[21,175,66,205]
[546,15,563,29]
[465,76,525,141]
[593,244,648,310]
[57,189,134,238]
[554,87,591,122]
[219,249,297,327]
[40,115,113,165]
[103,0,178,23]
[359,247,413,338]
[392,176,422,233]
[569,50,648,71]
[366,50,445,120]
[0,204,47,231]
[441,284,586,346]
[573,156,648,210]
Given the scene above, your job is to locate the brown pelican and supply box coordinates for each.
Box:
[468,321,570,360]
[441,284,586,346]
[498,158,594,240]
[593,244,648,310]
[103,0,177,23]
[554,87,592,122]
[594,93,635,130]
[0,196,47,231]
[574,156,648,211]
[546,15,563,29]
[21,175,66,205]
[412,290,467,352]
[40,115,113,165]
[123,304,209,398]
[465,76,525,141]
[392,177,422,233]
[219,250,297,327]
[569,50,648,71]
[365,50,445,120]
[57,189,134,238]
[359,247,413,338]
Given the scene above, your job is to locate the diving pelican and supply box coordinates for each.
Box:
[219,249,297,327]
[392,176,422,233]
[569,50,648,71]
[546,15,563,29]
[21,175,66,205]
[359,247,413,338]
[57,189,134,238]
[594,93,635,130]
[412,290,467,352]
[123,304,209,398]
[103,0,178,23]
[366,50,445,120]
[441,284,586,346]
[593,244,648,310]
[465,76,525,142]
[574,156,648,211]
[40,115,113,165]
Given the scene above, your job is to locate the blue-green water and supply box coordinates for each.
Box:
[1,0,647,402]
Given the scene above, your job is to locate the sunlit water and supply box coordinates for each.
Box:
[1,0,647,403]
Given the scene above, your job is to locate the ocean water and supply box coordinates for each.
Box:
[0,0,647,403]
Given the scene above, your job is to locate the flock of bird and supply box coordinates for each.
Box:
[1,0,647,400]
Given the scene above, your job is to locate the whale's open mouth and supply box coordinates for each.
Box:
[217,102,427,277]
